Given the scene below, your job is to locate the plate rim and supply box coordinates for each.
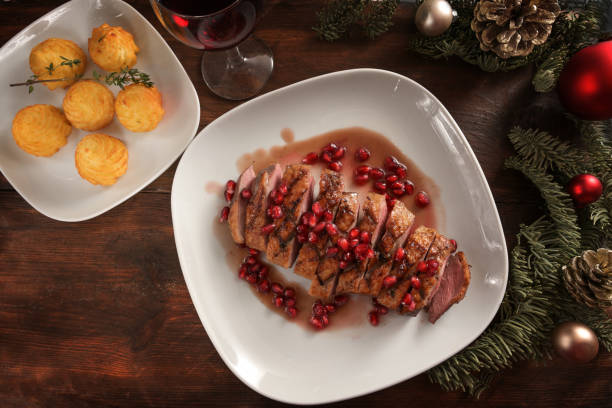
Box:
[0,0,201,222]
[171,68,509,404]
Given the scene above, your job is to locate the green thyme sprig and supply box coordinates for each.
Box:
[44,56,81,75]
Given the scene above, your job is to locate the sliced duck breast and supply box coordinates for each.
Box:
[244,164,283,251]
[427,251,471,323]
[228,165,256,244]
[266,164,314,268]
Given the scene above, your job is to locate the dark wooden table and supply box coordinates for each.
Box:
[1,1,610,407]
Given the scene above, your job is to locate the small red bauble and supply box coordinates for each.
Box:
[567,174,603,206]
[558,41,612,120]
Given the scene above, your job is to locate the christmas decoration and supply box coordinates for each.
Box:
[558,40,612,120]
[567,174,603,206]
[415,0,455,37]
[471,0,561,59]
[408,0,609,92]
[563,248,612,309]
[313,0,398,41]
[428,121,612,396]
[552,321,599,363]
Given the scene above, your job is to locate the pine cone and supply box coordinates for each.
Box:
[563,248,612,310]
[471,0,561,59]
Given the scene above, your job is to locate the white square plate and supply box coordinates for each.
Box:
[171,69,508,404]
[0,0,199,221]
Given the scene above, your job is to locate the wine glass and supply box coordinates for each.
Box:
[150,0,273,100]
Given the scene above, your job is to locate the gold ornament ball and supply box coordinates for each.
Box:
[415,0,454,37]
[552,322,599,363]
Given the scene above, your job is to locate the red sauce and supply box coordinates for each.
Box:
[218,127,444,331]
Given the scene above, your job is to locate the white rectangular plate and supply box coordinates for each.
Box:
[0,0,200,221]
[171,69,508,404]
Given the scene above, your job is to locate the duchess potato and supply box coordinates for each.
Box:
[29,38,87,90]
[63,80,115,131]
[75,133,128,186]
[12,104,72,157]
[88,23,139,72]
[115,84,164,132]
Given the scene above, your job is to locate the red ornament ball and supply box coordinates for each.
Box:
[558,41,612,120]
[567,174,603,207]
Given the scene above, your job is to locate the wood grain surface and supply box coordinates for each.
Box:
[1,1,610,407]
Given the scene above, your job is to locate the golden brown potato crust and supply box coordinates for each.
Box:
[29,38,87,90]
[63,80,115,131]
[115,84,164,132]
[88,24,139,72]
[75,133,128,186]
[12,104,72,157]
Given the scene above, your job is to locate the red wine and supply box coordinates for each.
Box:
[155,0,261,50]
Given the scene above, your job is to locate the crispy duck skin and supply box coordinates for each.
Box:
[266,165,314,268]
[359,202,415,296]
[228,165,257,244]
[294,170,345,279]
[308,192,359,299]
[377,226,437,310]
[244,164,282,251]
[427,251,471,323]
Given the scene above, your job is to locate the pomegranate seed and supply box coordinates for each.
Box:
[337,237,350,251]
[355,165,372,175]
[258,266,268,280]
[286,306,298,318]
[386,174,399,183]
[348,228,360,239]
[313,221,327,233]
[322,210,334,222]
[326,247,339,257]
[240,189,252,200]
[392,187,406,197]
[354,174,369,185]
[401,292,413,306]
[225,180,236,193]
[248,248,259,255]
[394,247,405,261]
[349,238,360,248]
[246,272,258,284]
[257,279,270,293]
[383,275,398,288]
[339,260,349,269]
[417,261,428,273]
[285,297,296,307]
[384,156,399,171]
[301,211,313,225]
[323,142,338,153]
[427,259,439,274]
[320,151,333,163]
[308,231,319,244]
[268,205,283,219]
[333,146,346,159]
[416,191,430,207]
[396,164,407,179]
[262,223,276,234]
[246,255,257,265]
[273,295,285,308]
[224,191,233,202]
[450,239,458,252]
[368,310,379,326]
[297,233,307,243]
[238,264,247,279]
[366,248,375,259]
[333,294,349,306]
[325,223,339,236]
[302,152,318,164]
[312,300,326,316]
[403,180,415,195]
[301,212,317,227]
[271,282,283,294]
[312,202,324,216]
[355,243,370,260]
[250,263,262,273]
[278,183,288,195]
[283,287,296,298]
[376,305,389,315]
[411,275,421,289]
[329,161,343,172]
[359,231,371,243]
[219,206,230,222]
[387,198,398,208]
[271,190,284,205]
[407,300,417,312]
[390,181,404,190]
[325,303,336,313]
[343,251,354,262]
[309,316,325,330]
[296,224,308,234]
[370,168,385,180]
[355,147,371,162]
[374,181,387,193]
[321,314,330,327]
